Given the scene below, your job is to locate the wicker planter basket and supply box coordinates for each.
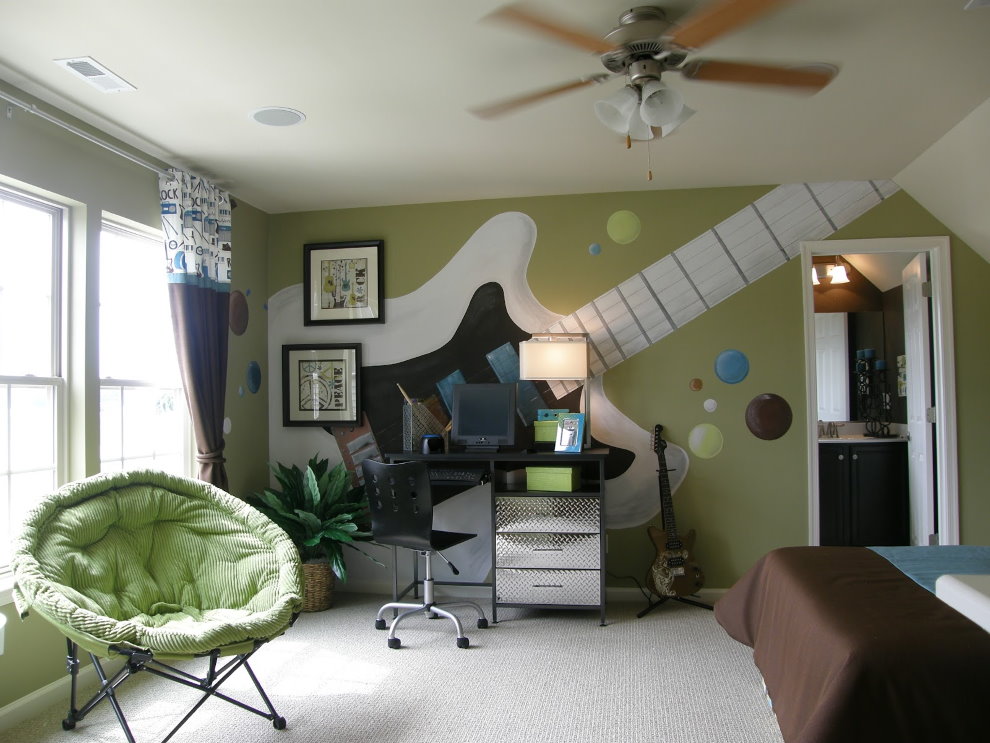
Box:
[301,562,335,612]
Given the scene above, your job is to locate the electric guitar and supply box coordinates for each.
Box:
[646,424,704,598]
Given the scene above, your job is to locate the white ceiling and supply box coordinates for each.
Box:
[2,0,989,214]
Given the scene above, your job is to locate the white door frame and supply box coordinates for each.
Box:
[800,237,959,546]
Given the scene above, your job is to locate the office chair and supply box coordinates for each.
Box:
[11,469,303,742]
[361,459,489,649]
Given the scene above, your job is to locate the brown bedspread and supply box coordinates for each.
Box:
[715,546,990,743]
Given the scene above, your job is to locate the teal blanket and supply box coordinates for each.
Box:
[869,545,990,593]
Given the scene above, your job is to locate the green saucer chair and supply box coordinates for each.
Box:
[11,469,303,742]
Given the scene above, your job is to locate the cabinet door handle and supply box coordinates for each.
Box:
[838,454,844,461]
[852,454,858,460]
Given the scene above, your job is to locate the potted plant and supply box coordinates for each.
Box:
[249,455,380,611]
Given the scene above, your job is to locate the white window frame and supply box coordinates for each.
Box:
[0,184,67,584]
[98,219,194,478]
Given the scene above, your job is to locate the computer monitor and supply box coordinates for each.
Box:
[450,383,517,452]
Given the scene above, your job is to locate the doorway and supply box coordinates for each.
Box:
[801,237,959,546]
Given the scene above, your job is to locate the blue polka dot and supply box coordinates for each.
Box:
[714,349,749,384]
[589,242,602,256]
[246,361,262,394]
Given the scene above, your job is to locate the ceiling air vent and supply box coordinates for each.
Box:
[54,57,135,93]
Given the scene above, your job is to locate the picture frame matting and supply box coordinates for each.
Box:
[303,240,383,325]
[282,343,362,426]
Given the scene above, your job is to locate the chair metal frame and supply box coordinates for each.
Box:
[61,629,294,743]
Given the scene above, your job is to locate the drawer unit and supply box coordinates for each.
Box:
[495,532,600,569]
[493,463,606,623]
[495,568,600,606]
[495,496,599,533]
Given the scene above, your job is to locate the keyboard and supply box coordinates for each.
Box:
[428,467,487,485]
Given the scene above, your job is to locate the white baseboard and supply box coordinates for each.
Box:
[0,663,97,733]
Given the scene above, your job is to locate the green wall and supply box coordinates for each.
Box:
[224,199,272,501]
[268,188,990,590]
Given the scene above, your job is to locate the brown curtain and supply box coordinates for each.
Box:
[168,284,230,489]
[159,169,232,489]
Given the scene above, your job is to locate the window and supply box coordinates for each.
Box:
[0,186,63,572]
[99,222,191,475]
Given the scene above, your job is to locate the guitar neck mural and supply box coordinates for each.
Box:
[268,180,899,535]
[541,180,899,398]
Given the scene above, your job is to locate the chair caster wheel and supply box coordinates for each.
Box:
[273,716,286,730]
[374,618,387,630]
[62,719,76,731]
[457,636,470,649]
[477,618,489,629]
[388,637,401,649]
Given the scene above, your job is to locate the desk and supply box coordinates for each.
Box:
[385,449,608,625]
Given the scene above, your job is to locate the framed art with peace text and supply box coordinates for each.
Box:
[282,343,362,426]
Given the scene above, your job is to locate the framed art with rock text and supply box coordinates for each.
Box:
[282,343,362,426]
[303,240,383,325]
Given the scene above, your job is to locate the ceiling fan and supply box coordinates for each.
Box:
[471,0,837,141]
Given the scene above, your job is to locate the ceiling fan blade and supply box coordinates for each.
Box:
[679,59,836,91]
[669,0,792,50]
[470,76,609,119]
[485,3,618,55]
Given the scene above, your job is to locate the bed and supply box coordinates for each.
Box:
[714,546,990,743]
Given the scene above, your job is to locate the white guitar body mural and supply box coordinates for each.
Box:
[268,180,898,583]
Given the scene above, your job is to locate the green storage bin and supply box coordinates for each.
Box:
[526,466,580,492]
[533,420,558,443]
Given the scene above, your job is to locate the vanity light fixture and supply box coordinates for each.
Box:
[812,257,851,285]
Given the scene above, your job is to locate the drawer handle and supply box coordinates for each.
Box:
[533,584,564,589]
[533,548,564,552]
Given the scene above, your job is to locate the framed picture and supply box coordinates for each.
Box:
[282,343,362,426]
[303,240,383,325]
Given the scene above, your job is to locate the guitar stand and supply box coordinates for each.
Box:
[637,594,713,618]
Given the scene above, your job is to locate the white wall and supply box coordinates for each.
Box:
[896,95,990,263]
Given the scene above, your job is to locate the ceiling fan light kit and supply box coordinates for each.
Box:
[639,79,684,127]
[476,0,838,144]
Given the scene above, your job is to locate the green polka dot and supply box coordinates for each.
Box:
[688,423,724,459]
[606,210,641,244]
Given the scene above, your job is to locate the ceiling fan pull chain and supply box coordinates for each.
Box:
[647,138,654,182]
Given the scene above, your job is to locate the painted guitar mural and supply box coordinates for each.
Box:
[646,424,704,599]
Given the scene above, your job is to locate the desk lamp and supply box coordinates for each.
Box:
[518,333,591,447]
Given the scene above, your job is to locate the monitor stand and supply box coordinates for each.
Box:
[463,445,499,453]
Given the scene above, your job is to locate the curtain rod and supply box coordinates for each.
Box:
[1,88,170,177]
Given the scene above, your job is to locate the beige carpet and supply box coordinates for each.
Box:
[4,593,783,743]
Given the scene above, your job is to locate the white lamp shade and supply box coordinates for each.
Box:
[659,105,695,137]
[812,266,821,285]
[519,336,589,380]
[594,86,640,135]
[829,264,850,284]
[639,80,684,127]
[628,109,654,141]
